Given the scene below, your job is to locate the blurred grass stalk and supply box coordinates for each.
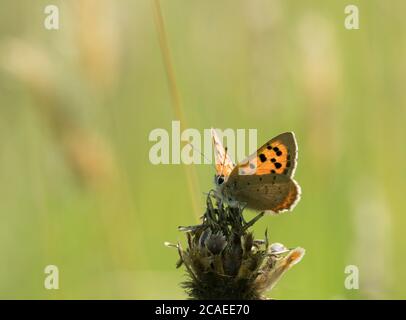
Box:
[1,38,115,187]
[152,0,201,221]
[351,178,393,299]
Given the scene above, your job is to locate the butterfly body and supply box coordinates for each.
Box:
[212,129,301,214]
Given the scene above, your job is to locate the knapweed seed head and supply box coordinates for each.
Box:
[170,194,304,300]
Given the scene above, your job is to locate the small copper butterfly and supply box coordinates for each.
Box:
[211,128,301,214]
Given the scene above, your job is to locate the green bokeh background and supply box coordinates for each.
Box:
[0,0,405,299]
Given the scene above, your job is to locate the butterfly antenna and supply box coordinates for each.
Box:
[185,141,216,170]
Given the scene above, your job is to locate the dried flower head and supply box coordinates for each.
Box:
[168,194,305,300]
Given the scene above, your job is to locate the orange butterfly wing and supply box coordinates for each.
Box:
[233,132,298,177]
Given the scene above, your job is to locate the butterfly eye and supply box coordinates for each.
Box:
[216,175,225,185]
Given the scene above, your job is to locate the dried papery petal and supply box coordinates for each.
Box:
[269,242,289,255]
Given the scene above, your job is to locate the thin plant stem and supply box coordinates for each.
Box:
[152,0,201,220]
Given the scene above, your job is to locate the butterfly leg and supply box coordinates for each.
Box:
[238,202,248,225]
[243,211,265,231]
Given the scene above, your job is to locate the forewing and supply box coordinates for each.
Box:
[233,132,298,178]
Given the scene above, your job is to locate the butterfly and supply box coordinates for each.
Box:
[211,128,301,214]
